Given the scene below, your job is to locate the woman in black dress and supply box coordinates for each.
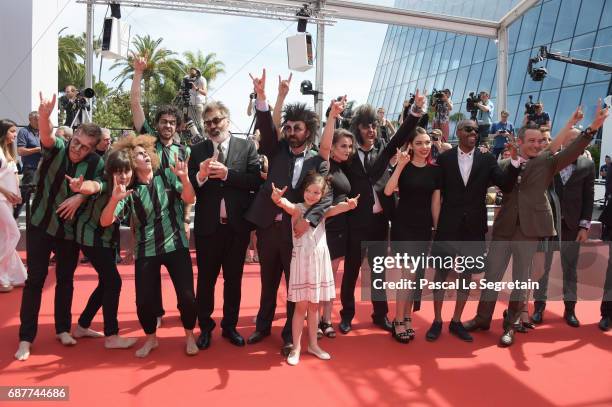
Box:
[384,127,441,343]
[317,98,355,338]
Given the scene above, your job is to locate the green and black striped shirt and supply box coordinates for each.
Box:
[30,137,104,240]
[141,121,190,169]
[114,168,187,259]
[75,182,118,248]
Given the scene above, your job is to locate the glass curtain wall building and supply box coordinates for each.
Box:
[367,0,612,140]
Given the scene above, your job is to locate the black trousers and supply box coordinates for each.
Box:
[14,166,36,219]
[477,124,491,147]
[19,225,80,342]
[602,242,612,318]
[340,213,389,323]
[534,224,580,307]
[134,249,196,335]
[195,225,250,332]
[77,245,122,336]
[255,222,294,343]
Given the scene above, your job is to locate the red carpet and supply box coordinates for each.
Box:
[0,251,611,407]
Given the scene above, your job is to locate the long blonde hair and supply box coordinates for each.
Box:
[0,119,17,163]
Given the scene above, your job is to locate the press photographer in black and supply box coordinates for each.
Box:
[430,88,453,142]
[522,97,551,128]
[59,85,93,128]
[399,94,428,129]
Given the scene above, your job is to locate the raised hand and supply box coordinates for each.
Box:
[397,147,411,167]
[133,55,148,74]
[588,98,610,131]
[413,88,427,110]
[278,73,292,98]
[111,174,132,201]
[329,95,347,119]
[65,175,84,193]
[346,194,360,210]
[567,105,585,127]
[169,153,189,179]
[505,133,519,160]
[38,92,57,119]
[271,182,287,204]
[249,68,266,97]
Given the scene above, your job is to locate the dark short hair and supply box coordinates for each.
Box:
[517,121,541,141]
[104,149,133,188]
[154,105,182,127]
[283,103,319,145]
[76,123,103,144]
[332,128,357,158]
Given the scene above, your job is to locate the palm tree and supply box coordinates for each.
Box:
[182,50,225,85]
[58,34,86,90]
[110,35,184,119]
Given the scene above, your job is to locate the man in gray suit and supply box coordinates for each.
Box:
[465,102,609,347]
[532,129,595,328]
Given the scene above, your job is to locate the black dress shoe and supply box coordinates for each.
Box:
[196,331,212,350]
[222,329,245,347]
[339,319,352,334]
[246,329,271,345]
[599,317,610,332]
[449,320,473,342]
[514,323,528,333]
[522,321,536,330]
[499,329,515,347]
[425,321,443,342]
[532,301,545,324]
[564,310,580,328]
[464,317,490,332]
[372,316,392,332]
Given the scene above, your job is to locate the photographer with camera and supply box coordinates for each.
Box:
[399,95,429,129]
[431,89,453,142]
[59,85,93,128]
[183,67,207,133]
[473,90,494,146]
[523,99,551,128]
[490,110,515,159]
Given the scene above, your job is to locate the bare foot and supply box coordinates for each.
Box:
[307,345,331,360]
[56,332,77,346]
[156,316,163,329]
[105,335,137,349]
[74,325,104,338]
[135,337,158,358]
[15,341,31,361]
[185,331,199,356]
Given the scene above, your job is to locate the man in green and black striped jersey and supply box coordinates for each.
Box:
[131,56,191,325]
[15,93,104,362]
[100,136,199,357]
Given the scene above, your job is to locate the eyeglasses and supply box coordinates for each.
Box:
[282,124,306,134]
[461,126,478,133]
[204,116,226,127]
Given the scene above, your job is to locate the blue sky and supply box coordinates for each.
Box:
[57,0,389,132]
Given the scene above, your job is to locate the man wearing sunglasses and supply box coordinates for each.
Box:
[426,119,520,343]
[188,101,262,350]
[465,102,609,347]
[245,69,332,355]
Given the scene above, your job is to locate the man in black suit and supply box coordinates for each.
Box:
[338,91,427,334]
[245,70,332,354]
[188,101,263,349]
[425,119,519,343]
[532,130,595,327]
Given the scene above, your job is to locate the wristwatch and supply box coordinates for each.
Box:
[584,127,597,137]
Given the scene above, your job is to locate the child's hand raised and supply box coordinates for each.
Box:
[271,182,287,204]
[346,194,360,210]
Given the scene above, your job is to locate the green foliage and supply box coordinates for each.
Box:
[588,142,601,167]
[92,88,133,133]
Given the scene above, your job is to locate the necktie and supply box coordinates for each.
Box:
[361,149,373,173]
[217,143,225,164]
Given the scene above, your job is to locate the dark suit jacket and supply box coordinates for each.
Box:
[188,135,262,236]
[345,110,421,229]
[493,132,595,239]
[554,155,595,234]
[436,148,519,241]
[245,108,332,235]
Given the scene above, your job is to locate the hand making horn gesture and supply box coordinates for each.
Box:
[329,95,347,119]
[278,73,292,98]
[65,174,85,193]
[132,55,148,74]
[345,194,360,210]
[588,98,610,131]
[249,68,266,98]
[505,133,519,160]
[169,153,190,179]
[271,182,288,205]
[38,92,57,119]
[396,147,411,168]
[112,174,133,201]
[413,88,428,111]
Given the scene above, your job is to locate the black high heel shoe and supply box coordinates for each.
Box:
[404,317,416,340]
[391,320,410,344]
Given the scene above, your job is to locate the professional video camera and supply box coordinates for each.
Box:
[430,88,447,104]
[524,95,537,116]
[180,76,196,106]
[74,87,95,108]
[466,92,481,120]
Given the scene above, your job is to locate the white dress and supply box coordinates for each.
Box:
[0,149,27,286]
[287,204,335,303]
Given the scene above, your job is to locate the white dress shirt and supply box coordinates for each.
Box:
[458,147,475,186]
[196,136,231,220]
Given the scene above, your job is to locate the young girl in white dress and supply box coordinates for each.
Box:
[271,172,359,366]
[0,119,27,292]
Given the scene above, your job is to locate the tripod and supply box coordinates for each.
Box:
[70,103,92,129]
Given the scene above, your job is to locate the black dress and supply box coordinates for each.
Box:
[326,159,351,260]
